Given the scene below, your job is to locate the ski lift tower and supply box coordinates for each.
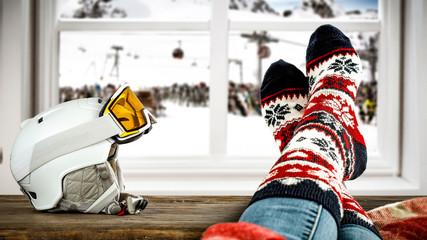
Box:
[358,37,378,83]
[110,45,123,81]
[241,31,278,84]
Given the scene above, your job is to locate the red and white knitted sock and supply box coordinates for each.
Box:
[250,24,367,227]
[260,56,379,238]
[260,60,308,153]
[305,24,367,181]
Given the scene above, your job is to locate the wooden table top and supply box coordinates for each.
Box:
[0,195,418,239]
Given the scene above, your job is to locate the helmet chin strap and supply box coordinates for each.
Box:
[116,193,149,215]
[102,192,148,215]
[105,145,148,215]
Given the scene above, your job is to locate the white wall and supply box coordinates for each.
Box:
[0,0,30,194]
[401,0,427,190]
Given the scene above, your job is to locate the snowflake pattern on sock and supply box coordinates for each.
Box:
[264,104,291,127]
[328,57,359,74]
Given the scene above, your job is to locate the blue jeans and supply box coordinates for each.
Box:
[239,197,380,240]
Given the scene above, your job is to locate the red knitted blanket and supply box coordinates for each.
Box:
[367,197,427,240]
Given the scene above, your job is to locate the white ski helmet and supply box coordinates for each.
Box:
[10,85,156,214]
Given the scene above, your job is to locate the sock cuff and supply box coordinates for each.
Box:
[249,179,343,228]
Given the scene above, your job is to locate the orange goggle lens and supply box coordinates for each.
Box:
[108,87,147,132]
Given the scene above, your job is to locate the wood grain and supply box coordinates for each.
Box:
[0,195,419,239]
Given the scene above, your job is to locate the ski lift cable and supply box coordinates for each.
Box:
[100,54,110,80]
[240,31,306,47]
[278,39,306,47]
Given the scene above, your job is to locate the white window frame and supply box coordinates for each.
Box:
[35,0,427,196]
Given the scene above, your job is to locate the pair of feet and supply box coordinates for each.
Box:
[202,25,381,240]
[261,24,365,179]
[256,24,379,235]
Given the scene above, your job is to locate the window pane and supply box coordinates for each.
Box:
[227,30,379,157]
[59,32,210,156]
[229,0,378,20]
[59,0,211,20]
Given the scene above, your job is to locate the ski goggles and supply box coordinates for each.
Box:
[100,85,157,143]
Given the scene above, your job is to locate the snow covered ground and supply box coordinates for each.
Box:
[119,101,210,157]
[119,101,377,159]
[118,100,280,158]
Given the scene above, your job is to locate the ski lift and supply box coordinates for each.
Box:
[257,45,271,59]
[172,40,184,59]
[100,45,123,81]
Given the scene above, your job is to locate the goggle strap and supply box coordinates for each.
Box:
[147,110,157,124]
[27,115,122,179]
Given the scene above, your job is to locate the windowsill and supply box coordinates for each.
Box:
[120,157,420,196]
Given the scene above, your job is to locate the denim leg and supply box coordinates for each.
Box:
[239,197,338,240]
[339,224,382,240]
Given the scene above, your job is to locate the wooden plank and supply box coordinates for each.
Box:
[0,195,419,239]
